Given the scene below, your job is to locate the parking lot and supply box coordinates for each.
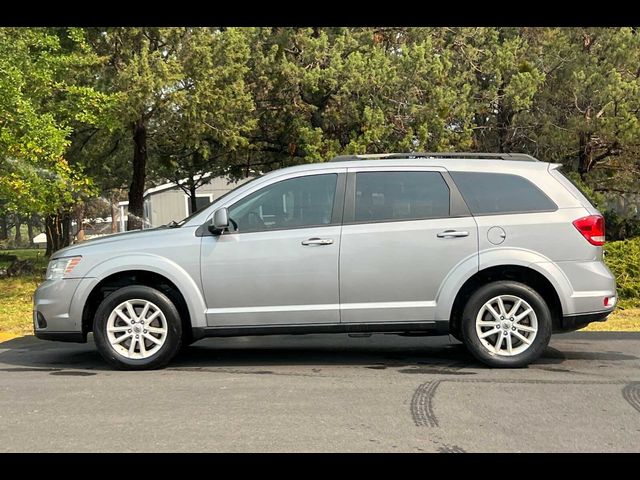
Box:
[1,331,639,452]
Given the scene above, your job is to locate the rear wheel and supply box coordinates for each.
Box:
[460,281,552,368]
[93,285,183,370]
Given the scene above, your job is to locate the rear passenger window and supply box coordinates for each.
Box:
[355,171,450,222]
[450,172,557,215]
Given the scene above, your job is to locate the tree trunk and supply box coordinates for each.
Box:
[45,214,61,256]
[44,212,72,256]
[578,131,592,178]
[0,214,7,241]
[45,215,54,256]
[189,182,198,214]
[110,196,118,233]
[75,204,85,243]
[61,212,72,247]
[495,83,511,153]
[27,216,34,247]
[128,117,147,230]
[14,215,22,246]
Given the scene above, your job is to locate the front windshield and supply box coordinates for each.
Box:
[176,175,262,226]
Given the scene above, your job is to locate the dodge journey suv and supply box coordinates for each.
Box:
[34,152,617,370]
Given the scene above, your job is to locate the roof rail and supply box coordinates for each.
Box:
[329,152,539,162]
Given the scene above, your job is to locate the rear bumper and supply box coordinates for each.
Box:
[552,260,617,315]
[557,310,611,333]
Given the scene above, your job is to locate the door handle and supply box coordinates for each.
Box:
[301,238,334,246]
[437,230,469,238]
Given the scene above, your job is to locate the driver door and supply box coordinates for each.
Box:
[200,169,346,327]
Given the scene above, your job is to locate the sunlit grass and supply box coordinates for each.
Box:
[584,307,640,332]
[0,248,47,269]
[0,275,40,340]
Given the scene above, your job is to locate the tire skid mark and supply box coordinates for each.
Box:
[409,377,636,429]
[411,380,441,427]
[442,378,628,385]
[0,367,62,372]
[437,444,467,453]
[168,367,325,377]
[622,382,640,413]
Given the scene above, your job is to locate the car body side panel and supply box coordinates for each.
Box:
[473,208,601,264]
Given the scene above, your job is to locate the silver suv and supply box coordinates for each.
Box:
[34,152,617,370]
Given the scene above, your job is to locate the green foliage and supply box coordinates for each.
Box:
[2,27,640,243]
[243,28,477,168]
[604,237,640,308]
[153,28,256,182]
[0,28,112,216]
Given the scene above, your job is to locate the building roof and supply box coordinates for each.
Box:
[118,172,215,207]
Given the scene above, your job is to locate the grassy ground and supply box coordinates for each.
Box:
[0,249,47,341]
[584,305,640,331]
[0,275,41,341]
[0,248,48,269]
[0,248,638,343]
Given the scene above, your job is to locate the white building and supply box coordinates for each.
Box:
[117,173,251,231]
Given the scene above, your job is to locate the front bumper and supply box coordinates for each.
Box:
[34,331,86,342]
[33,278,86,343]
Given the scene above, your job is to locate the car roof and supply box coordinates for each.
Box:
[267,153,551,177]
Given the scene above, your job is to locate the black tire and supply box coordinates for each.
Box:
[93,285,183,370]
[460,281,552,368]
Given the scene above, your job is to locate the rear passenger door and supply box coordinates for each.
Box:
[339,167,478,323]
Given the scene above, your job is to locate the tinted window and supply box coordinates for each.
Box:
[229,174,337,232]
[450,171,557,215]
[354,171,450,222]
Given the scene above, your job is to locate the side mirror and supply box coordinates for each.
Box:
[208,207,229,234]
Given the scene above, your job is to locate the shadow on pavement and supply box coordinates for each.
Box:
[1,332,636,373]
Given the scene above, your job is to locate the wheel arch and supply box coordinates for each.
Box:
[70,254,207,338]
[447,264,564,335]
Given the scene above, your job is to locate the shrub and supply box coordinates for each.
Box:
[605,237,640,307]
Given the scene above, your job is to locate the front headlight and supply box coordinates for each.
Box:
[45,256,82,280]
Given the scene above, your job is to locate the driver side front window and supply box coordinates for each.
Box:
[228,174,337,233]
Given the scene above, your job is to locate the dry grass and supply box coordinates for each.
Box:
[0,275,40,341]
[584,307,640,331]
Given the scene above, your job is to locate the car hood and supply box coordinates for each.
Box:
[51,227,175,258]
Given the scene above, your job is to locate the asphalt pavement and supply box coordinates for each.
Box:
[1,331,639,452]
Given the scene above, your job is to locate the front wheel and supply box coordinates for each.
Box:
[460,281,552,368]
[93,285,183,370]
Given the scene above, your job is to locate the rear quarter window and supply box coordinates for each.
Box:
[450,171,557,215]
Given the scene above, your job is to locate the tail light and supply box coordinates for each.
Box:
[572,215,605,246]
